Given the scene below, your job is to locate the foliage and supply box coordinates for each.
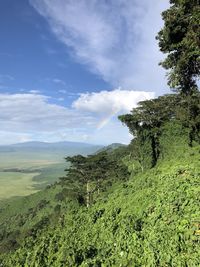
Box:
[1,93,200,266]
[156,0,200,94]
[176,91,200,145]
[0,2,200,266]
[119,93,200,167]
[119,94,182,169]
[0,123,200,266]
[62,150,129,207]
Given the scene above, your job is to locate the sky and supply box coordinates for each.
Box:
[0,0,170,145]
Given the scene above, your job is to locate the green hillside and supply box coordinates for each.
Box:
[0,106,200,266]
[0,1,199,266]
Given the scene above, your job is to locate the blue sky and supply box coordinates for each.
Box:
[0,0,169,145]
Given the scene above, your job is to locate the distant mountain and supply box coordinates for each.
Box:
[9,141,98,148]
[0,141,103,156]
[96,143,126,154]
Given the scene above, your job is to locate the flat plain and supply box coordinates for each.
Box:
[0,172,40,200]
[0,142,101,200]
[0,152,66,200]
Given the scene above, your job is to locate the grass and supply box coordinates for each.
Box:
[0,151,64,169]
[0,145,100,200]
[0,123,200,266]
[0,151,66,200]
[1,143,199,266]
[0,172,39,200]
[32,163,67,189]
[0,163,66,200]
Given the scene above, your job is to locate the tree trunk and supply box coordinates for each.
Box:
[97,179,100,195]
[141,164,144,172]
[86,181,90,208]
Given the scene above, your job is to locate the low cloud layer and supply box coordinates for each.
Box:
[0,93,93,132]
[30,0,169,94]
[0,90,154,144]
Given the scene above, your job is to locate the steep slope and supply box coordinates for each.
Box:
[0,122,199,266]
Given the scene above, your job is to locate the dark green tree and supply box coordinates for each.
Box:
[64,153,115,207]
[156,0,200,94]
[176,91,200,145]
[64,155,93,207]
[87,152,112,195]
[119,94,180,168]
[62,150,130,206]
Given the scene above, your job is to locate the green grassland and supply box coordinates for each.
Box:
[0,162,67,200]
[0,172,40,200]
[0,151,66,200]
[0,150,64,169]
[32,163,67,189]
[0,142,102,200]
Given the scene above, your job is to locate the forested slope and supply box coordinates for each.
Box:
[0,97,200,266]
[0,0,200,265]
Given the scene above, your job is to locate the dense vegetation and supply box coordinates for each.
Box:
[0,117,200,266]
[0,0,199,266]
[0,145,130,261]
[156,0,200,94]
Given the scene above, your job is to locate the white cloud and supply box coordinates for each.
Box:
[73,89,154,114]
[29,89,41,94]
[73,89,154,128]
[52,78,66,85]
[0,90,153,144]
[0,93,93,132]
[30,0,169,94]
[0,131,32,145]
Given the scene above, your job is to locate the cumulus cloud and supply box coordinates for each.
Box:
[73,89,154,128]
[73,89,154,114]
[0,93,93,132]
[0,90,153,144]
[30,0,169,94]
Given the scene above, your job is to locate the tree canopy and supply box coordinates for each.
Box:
[119,94,181,168]
[156,0,200,94]
[119,89,200,170]
[62,150,129,207]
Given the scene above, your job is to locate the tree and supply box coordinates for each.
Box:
[62,150,130,207]
[119,94,180,167]
[64,153,114,207]
[87,152,112,195]
[64,155,93,207]
[156,0,200,94]
[176,90,200,145]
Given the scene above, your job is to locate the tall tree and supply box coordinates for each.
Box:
[62,150,130,206]
[119,94,180,167]
[64,153,116,207]
[64,155,93,207]
[156,0,200,94]
[87,152,112,195]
